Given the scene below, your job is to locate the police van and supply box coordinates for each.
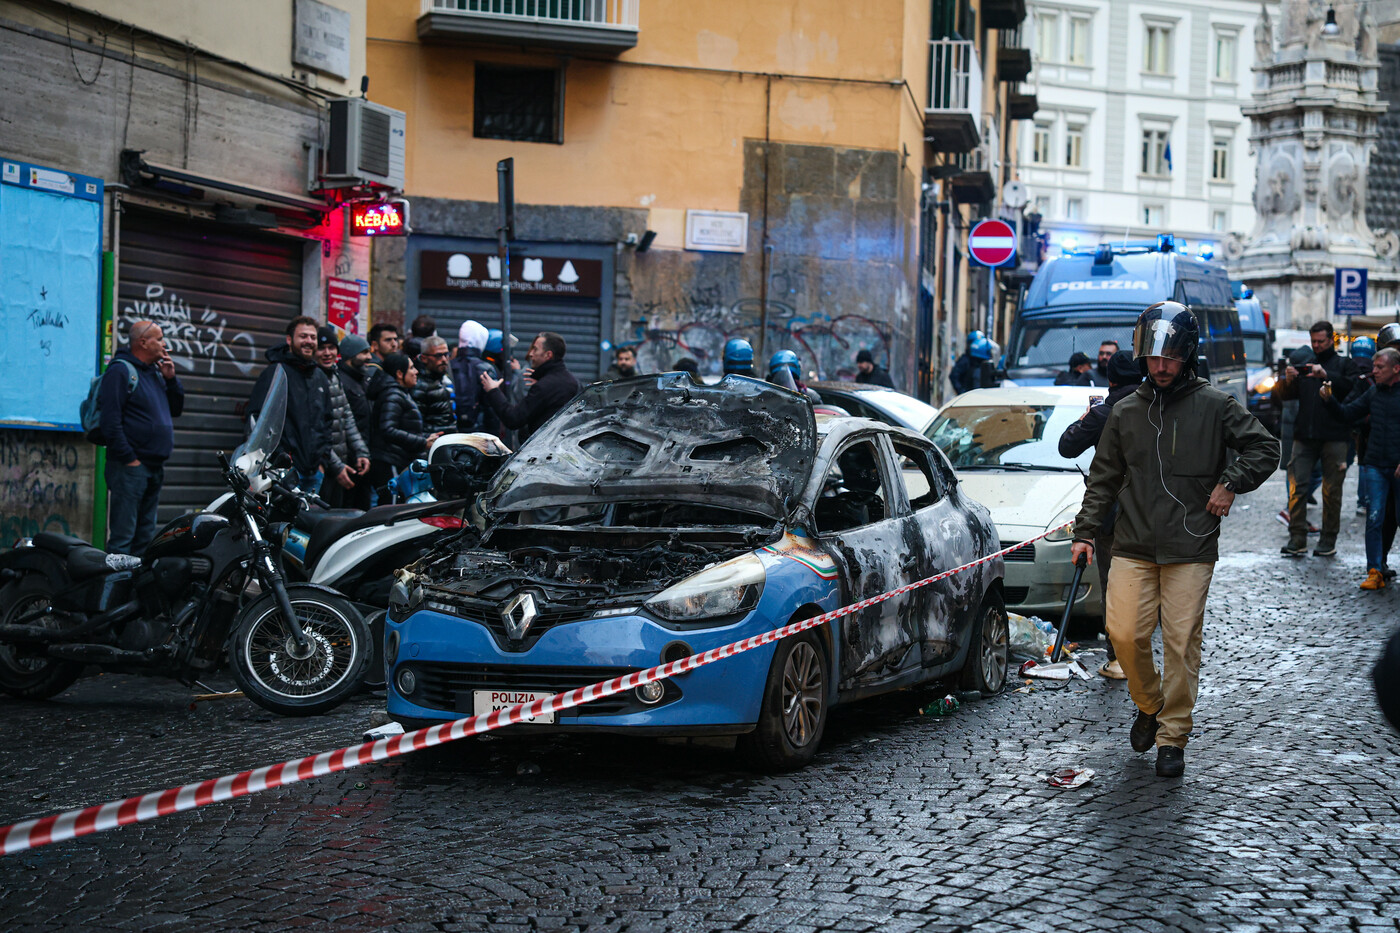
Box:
[1005,235,1248,404]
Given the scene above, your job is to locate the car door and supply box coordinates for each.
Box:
[814,434,924,692]
[890,438,976,668]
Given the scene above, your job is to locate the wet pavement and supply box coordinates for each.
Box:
[2,470,1398,932]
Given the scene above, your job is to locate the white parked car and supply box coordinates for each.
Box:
[927,386,1103,625]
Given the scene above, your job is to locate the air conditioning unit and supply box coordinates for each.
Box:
[324,98,406,190]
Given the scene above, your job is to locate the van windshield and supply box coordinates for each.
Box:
[1243,336,1267,366]
[1009,320,1134,369]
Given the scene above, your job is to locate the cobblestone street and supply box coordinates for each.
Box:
[2,470,1398,933]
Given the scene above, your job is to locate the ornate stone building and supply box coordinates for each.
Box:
[1226,0,1399,326]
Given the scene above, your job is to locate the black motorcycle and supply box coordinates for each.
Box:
[0,369,371,716]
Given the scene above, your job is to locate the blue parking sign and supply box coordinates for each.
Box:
[1335,268,1368,316]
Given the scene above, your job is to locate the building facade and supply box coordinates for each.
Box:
[368,0,1033,399]
[1017,0,1272,252]
[0,0,372,539]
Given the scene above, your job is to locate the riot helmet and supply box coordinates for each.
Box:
[768,349,800,378]
[1352,336,1377,360]
[967,330,993,361]
[723,337,755,375]
[1378,322,1400,350]
[1133,301,1199,364]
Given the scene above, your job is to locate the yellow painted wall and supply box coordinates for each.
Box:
[369,0,927,231]
[69,0,367,97]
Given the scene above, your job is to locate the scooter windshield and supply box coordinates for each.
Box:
[232,366,287,477]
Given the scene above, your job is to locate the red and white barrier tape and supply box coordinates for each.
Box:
[0,523,1070,855]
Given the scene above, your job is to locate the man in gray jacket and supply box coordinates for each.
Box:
[1070,302,1278,778]
[316,326,371,508]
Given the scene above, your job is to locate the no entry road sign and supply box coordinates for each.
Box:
[969,219,1016,267]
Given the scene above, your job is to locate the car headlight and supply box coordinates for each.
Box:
[1045,504,1080,542]
[644,553,765,623]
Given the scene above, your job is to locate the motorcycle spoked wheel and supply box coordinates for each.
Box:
[0,575,83,700]
[228,585,370,716]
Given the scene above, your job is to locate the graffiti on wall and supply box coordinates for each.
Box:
[0,431,93,544]
[629,296,892,383]
[120,283,259,375]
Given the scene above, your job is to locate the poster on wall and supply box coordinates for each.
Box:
[327,277,367,334]
[0,159,103,431]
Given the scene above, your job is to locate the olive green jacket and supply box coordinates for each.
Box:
[1073,377,1280,564]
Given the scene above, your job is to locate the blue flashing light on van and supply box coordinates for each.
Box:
[1005,236,1248,406]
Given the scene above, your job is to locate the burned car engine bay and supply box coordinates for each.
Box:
[400,507,779,648]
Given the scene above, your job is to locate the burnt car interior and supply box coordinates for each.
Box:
[892,442,944,510]
[816,440,889,534]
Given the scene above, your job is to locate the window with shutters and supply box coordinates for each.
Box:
[474,65,563,144]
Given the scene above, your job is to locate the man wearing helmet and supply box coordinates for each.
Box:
[950,331,992,395]
[723,337,755,377]
[1070,302,1279,777]
[767,350,821,402]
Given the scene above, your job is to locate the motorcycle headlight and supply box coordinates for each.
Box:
[644,553,765,623]
[1045,504,1080,542]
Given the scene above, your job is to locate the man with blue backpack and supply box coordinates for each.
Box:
[94,319,185,555]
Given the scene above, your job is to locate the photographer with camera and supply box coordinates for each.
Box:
[1276,321,1353,558]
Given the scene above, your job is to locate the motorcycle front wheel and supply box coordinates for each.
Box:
[228,585,370,716]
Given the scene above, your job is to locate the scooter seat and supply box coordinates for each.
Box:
[66,546,115,581]
[292,508,362,534]
[303,499,467,570]
[32,532,93,556]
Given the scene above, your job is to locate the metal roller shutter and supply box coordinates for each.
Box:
[117,211,305,519]
[418,297,605,384]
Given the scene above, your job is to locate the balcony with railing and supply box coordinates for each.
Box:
[926,39,983,153]
[1008,81,1038,120]
[997,25,1032,83]
[981,0,1027,30]
[418,0,640,53]
[949,114,997,204]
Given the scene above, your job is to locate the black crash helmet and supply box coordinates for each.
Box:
[1133,301,1199,365]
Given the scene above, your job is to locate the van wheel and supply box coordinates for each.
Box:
[739,632,827,772]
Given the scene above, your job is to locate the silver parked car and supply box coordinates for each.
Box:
[926,386,1103,625]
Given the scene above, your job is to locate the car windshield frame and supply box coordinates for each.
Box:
[926,401,1096,472]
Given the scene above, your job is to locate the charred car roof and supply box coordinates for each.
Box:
[484,373,818,521]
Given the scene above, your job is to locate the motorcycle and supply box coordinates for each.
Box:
[222,434,510,688]
[0,368,372,716]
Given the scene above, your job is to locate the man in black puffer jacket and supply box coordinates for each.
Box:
[413,336,457,434]
[247,316,331,493]
[369,354,445,500]
[1276,320,1354,558]
[1321,347,1400,589]
[1058,349,1143,680]
[480,332,580,442]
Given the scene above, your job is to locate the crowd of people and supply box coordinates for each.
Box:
[98,312,895,553]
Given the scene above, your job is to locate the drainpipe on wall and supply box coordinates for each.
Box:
[757,75,773,364]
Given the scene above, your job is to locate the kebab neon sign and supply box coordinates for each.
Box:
[350,200,407,236]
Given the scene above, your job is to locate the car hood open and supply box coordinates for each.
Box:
[484,373,818,521]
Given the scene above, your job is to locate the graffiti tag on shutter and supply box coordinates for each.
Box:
[120,283,259,375]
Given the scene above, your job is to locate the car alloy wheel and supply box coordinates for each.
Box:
[978,602,1009,694]
[781,640,824,748]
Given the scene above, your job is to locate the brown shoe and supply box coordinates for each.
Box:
[1362,569,1387,591]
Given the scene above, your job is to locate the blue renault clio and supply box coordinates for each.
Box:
[385,374,1004,770]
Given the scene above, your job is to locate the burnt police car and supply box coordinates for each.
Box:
[386,374,1005,770]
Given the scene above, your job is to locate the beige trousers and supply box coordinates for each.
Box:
[1104,557,1215,749]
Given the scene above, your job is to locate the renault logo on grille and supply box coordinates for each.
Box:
[501,591,539,641]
